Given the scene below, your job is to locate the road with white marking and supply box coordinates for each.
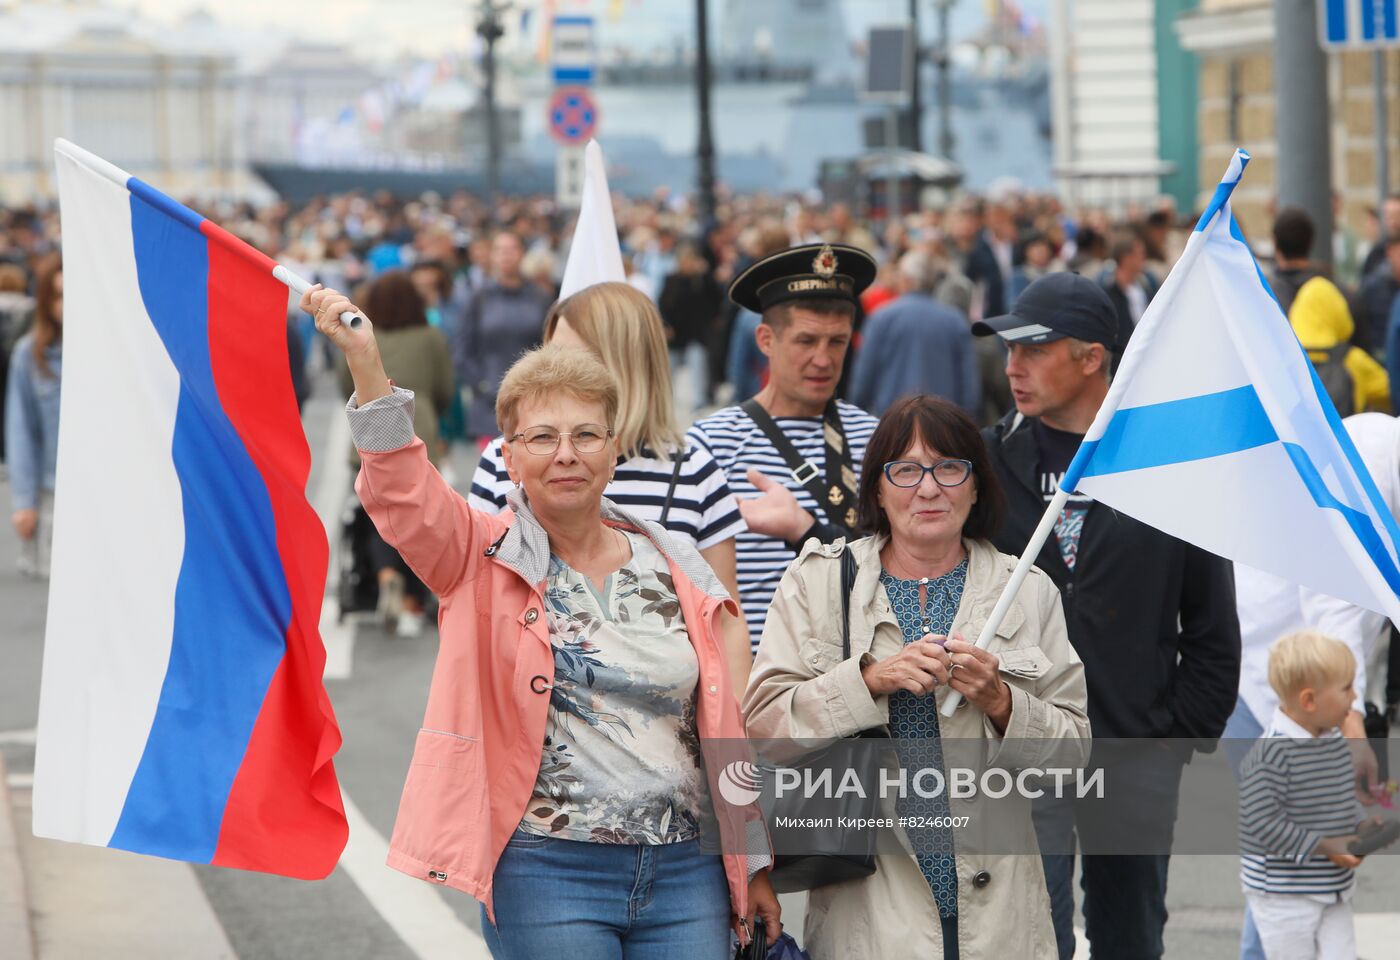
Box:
[2,371,1397,959]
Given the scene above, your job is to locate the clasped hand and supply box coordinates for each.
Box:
[859,633,1013,729]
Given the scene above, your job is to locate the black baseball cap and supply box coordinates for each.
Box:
[971,272,1120,348]
[728,243,877,314]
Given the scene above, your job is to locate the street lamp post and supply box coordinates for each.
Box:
[1272,0,1332,263]
[477,0,507,198]
[695,0,717,227]
[909,0,923,153]
[933,0,955,160]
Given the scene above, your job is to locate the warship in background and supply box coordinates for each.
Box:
[253,0,1051,203]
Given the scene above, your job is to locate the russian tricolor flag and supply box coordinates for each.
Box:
[33,140,347,878]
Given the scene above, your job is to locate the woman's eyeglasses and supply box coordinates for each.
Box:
[509,424,613,456]
[883,459,974,488]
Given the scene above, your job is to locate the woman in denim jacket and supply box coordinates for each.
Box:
[6,258,62,578]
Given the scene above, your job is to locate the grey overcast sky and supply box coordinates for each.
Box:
[124,0,1045,62]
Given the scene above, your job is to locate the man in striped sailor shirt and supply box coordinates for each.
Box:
[688,243,879,649]
[1239,630,1395,959]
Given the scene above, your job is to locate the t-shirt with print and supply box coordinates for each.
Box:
[1032,419,1092,571]
[517,530,712,845]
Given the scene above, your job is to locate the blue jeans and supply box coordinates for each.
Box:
[482,830,731,960]
[1223,697,1267,960]
[1033,748,1184,960]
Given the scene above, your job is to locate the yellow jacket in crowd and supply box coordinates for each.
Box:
[1288,276,1390,414]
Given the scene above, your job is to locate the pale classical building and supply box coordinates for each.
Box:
[1176,0,1399,246]
[0,1,386,202]
[0,0,242,202]
[1047,0,1200,211]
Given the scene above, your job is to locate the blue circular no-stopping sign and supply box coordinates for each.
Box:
[548,86,598,144]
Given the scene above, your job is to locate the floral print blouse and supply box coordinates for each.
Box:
[517,530,712,844]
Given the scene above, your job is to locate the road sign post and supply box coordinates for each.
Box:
[863,24,915,224]
[550,14,596,208]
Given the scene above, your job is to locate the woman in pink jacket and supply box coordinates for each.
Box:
[305,285,780,959]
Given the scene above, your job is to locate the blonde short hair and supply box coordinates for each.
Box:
[543,282,684,460]
[495,343,619,437]
[1267,630,1356,700]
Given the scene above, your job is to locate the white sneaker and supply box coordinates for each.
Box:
[395,610,425,638]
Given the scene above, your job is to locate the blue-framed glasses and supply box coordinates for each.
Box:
[882,459,974,488]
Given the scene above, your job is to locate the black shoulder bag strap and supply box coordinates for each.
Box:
[740,398,859,535]
[658,445,686,527]
[840,544,857,660]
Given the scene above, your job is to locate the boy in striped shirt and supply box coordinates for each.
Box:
[1239,630,1393,959]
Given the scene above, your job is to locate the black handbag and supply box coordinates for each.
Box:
[734,917,768,960]
[765,546,886,894]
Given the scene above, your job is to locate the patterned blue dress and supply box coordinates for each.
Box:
[879,559,967,920]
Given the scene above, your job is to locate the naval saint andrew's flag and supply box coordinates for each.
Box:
[1061,149,1400,625]
[33,139,347,877]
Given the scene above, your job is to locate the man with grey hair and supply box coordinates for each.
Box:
[847,249,980,416]
[974,271,1240,960]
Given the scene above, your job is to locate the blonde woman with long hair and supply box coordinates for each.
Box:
[470,282,753,690]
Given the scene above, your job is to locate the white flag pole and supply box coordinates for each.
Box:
[273,265,363,329]
[52,139,361,329]
[939,148,1251,718]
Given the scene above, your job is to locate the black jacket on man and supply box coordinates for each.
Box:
[984,411,1241,744]
[1100,273,1158,359]
[961,235,1007,319]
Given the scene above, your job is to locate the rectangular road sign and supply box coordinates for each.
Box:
[556,144,585,209]
[552,15,595,86]
[864,24,914,102]
[1319,0,1400,49]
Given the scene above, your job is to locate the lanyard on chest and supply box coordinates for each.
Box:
[740,397,860,533]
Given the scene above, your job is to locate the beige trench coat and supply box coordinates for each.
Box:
[743,534,1091,960]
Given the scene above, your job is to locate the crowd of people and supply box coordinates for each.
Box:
[5,179,1400,960]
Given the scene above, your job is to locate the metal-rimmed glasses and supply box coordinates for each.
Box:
[509,424,613,456]
[883,459,974,488]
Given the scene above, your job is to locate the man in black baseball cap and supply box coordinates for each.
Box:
[971,270,1125,353]
[977,272,1241,960]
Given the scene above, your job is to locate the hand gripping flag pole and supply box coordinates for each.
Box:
[273,265,363,328]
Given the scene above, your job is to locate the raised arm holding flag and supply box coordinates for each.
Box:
[33,139,347,878]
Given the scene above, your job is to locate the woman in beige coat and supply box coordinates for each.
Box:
[744,394,1090,959]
